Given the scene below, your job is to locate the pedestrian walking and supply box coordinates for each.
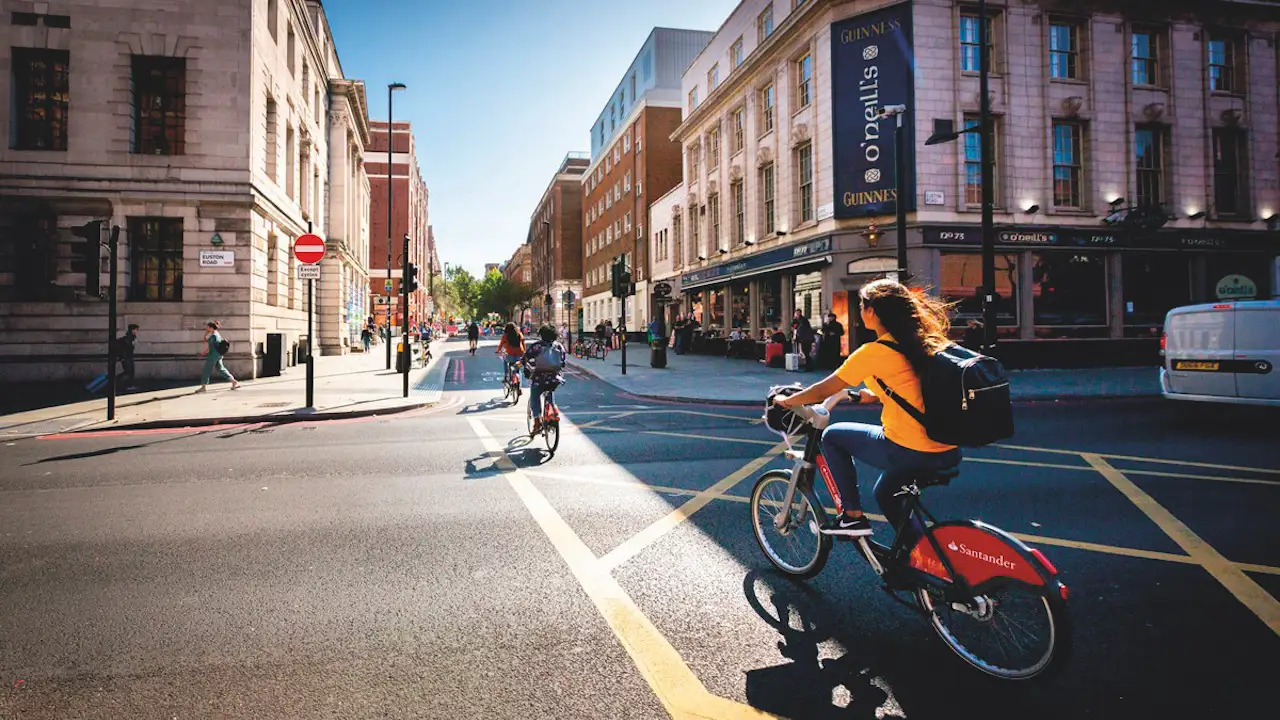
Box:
[361,326,373,352]
[116,323,139,390]
[197,320,240,393]
[819,312,845,370]
[605,320,616,350]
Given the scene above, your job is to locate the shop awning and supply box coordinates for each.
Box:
[680,236,834,291]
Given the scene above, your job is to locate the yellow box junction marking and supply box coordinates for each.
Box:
[467,417,777,720]
[1083,453,1280,637]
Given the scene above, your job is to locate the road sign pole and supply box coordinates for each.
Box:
[305,222,315,408]
[620,290,627,376]
[402,233,410,399]
[106,225,119,421]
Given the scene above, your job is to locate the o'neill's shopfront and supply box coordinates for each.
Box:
[918,225,1278,366]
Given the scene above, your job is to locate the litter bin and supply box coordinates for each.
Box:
[650,337,668,369]
[263,333,285,377]
[397,340,411,373]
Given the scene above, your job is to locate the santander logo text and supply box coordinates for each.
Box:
[948,541,1018,571]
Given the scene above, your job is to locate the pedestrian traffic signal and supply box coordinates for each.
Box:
[405,263,419,293]
[71,221,103,295]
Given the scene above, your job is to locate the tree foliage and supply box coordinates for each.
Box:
[432,267,535,321]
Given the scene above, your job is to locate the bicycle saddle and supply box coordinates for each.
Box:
[915,466,961,488]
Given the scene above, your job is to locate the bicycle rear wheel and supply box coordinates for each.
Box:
[749,470,831,578]
[917,582,1069,680]
[544,420,559,453]
[526,400,535,436]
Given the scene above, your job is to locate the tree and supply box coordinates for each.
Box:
[474,269,536,320]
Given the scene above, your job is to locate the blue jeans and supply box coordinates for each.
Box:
[820,422,961,542]
[529,377,559,418]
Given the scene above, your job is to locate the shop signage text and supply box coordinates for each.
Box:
[1215,274,1257,300]
[680,237,833,287]
[923,226,1275,252]
[831,3,915,218]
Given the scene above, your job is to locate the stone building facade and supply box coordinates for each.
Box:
[528,152,589,329]
[0,0,373,380]
[670,0,1280,365]
[368,120,430,331]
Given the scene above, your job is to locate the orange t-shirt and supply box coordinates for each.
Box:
[834,335,956,453]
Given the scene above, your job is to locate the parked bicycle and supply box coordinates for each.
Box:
[750,391,1071,680]
[571,336,609,360]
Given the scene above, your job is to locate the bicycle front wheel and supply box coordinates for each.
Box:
[917,581,1070,680]
[526,401,535,436]
[749,470,831,578]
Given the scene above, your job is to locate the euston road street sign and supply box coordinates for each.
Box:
[293,233,326,264]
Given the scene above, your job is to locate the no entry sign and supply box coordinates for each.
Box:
[293,234,326,264]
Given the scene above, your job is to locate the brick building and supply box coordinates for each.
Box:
[0,0,373,379]
[503,244,532,285]
[368,120,430,331]
[528,152,589,328]
[580,28,714,334]
[671,0,1280,365]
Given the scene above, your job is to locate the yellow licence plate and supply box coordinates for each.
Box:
[1174,361,1219,371]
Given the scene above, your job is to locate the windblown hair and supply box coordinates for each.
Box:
[858,279,953,373]
[538,324,558,343]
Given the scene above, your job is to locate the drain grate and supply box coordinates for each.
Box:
[258,402,291,408]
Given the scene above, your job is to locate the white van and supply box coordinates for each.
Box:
[1160,300,1279,407]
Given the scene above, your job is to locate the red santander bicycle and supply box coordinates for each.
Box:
[749,392,1071,680]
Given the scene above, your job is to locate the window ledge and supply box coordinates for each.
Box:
[792,104,812,118]
[1049,77,1088,86]
[758,129,775,141]
[961,71,1004,79]
[1048,207,1094,216]
[1210,90,1246,100]
[1131,83,1167,91]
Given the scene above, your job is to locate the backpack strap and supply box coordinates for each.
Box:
[871,340,928,426]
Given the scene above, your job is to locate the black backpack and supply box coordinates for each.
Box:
[875,340,1013,447]
[216,338,231,355]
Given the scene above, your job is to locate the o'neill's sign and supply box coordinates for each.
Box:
[831,3,916,218]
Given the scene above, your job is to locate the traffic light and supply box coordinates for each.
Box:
[404,263,419,293]
[71,221,103,295]
[610,258,621,298]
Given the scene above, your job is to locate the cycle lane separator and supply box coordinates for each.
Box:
[523,468,1280,577]
[596,442,788,573]
[466,415,778,720]
[1083,453,1280,637]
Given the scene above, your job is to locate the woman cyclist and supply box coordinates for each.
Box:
[774,279,961,542]
[496,322,526,387]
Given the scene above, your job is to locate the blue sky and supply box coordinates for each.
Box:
[324,0,739,277]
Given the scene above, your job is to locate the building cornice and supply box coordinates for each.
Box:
[672,0,835,143]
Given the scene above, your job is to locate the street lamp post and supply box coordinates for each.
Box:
[925,0,995,351]
[385,82,406,370]
[879,103,909,281]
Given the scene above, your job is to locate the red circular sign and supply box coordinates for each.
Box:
[293,234,326,264]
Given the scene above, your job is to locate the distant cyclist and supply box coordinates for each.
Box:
[774,279,960,540]
[496,322,525,385]
[522,324,567,435]
[466,320,480,355]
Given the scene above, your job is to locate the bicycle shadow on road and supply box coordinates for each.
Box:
[457,398,517,415]
[741,569,907,719]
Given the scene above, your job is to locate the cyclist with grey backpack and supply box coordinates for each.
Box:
[197,320,240,393]
[774,279,1012,542]
[521,324,567,435]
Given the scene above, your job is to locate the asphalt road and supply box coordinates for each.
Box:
[2,338,1278,719]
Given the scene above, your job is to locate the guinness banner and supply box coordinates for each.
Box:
[831,3,916,219]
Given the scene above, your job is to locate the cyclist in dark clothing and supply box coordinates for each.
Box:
[466,321,480,355]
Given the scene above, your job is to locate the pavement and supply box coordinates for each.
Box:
[0,338,450,440]
[2,339,1276,718]
[569,345,1161,404]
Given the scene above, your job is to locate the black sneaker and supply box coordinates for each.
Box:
[820,514,873,537]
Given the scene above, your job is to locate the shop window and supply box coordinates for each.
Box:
[758,276,782,331]
[129,217,184,301]
[1205,254,1271,303]
[731,284,750,330]
[708,287,726,329]
[1122,253,1191,336]
[1031,251,1108,337]
[689,290,705,325]
[940,252,1019,333]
